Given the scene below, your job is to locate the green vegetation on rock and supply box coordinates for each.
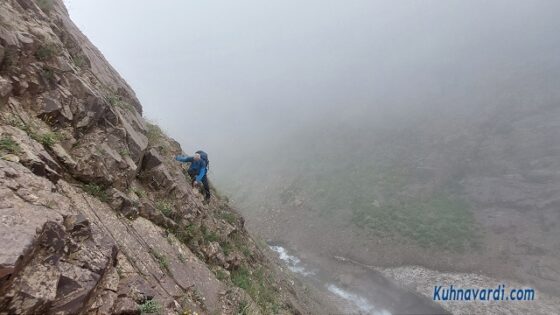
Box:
[35,43,58,61]
[139,299,161,314]
[218,210,237,225]
[231,266,280,313]
[150,248,170,273]
[83,183,109,202]
[0,136,21,155]
[236,300,250,315]
[201,225,219,243]
[156,200,174,218]
[146,122,164,145]
[352,193,481,251]
[107,93,135,111]
[36,131,60,148]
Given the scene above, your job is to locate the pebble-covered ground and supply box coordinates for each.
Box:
[377,265,560,315]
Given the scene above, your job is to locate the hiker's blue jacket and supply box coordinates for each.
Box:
[175,155,207,182]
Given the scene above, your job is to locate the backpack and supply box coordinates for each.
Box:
[196,150,209,169]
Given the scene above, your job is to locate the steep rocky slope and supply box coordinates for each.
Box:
[0,1,333,314]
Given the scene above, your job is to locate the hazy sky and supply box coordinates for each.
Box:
[65,0,560,175]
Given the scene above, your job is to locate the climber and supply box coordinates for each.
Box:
[175,150,211,203]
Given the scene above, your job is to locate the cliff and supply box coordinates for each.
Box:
[0,0,330,314]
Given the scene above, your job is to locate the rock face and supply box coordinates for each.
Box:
[0,0,332,314]
[0,160,116,314]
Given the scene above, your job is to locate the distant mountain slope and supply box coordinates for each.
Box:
[220,82,560,296]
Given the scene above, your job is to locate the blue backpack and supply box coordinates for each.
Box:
[196,150,209,169]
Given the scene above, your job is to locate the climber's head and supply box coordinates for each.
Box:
[193,153,201,161]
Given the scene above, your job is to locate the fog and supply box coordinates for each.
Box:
[66,0,560,176]
[64,1,560,309]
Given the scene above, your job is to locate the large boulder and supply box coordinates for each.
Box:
[63,213,91,241]
[202,241,228,268]
[115,108,147,164]
[117,274,157,305]
[50,142,77,169]
[141,148,163,171]
[75,94,107,129]
[0,219,118,315]
[108,188,139,219]
[0,160,119,314]
[37,95,73,122]
[138,201,178,230]
[0,223,65,314]
[140,164,175,192]
[0,192,63,283]
[111,297,141,315]
[0,202,62,279]
[0,159,67,283]
[0,125,62,182]
[70,128,136,189]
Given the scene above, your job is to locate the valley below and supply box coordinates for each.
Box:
[234,188,560,314]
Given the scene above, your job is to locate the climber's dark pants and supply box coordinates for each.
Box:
[188,171,211,201]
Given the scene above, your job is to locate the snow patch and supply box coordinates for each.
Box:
[269,245,316,276]
[327,284,391,315]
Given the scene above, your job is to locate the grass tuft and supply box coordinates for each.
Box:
[107,93,135,111]
[119,148,130,157]
[145,122,164,145]
[231,266,251,290]
[215,269,228,281]
[71,54,88,69]
[236,300,250,315]
[201,225,219,243]
[218,210,237,225]
[0,136,21,155]
[83,183,109,202]
[139,299,161,314]
[155,200,174,218]
[150,249,170,273]
[40,67,56,85]
[231,266,279,313]
[129,187,146,198]
[36,131,60,148]
[35,43,58,61]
